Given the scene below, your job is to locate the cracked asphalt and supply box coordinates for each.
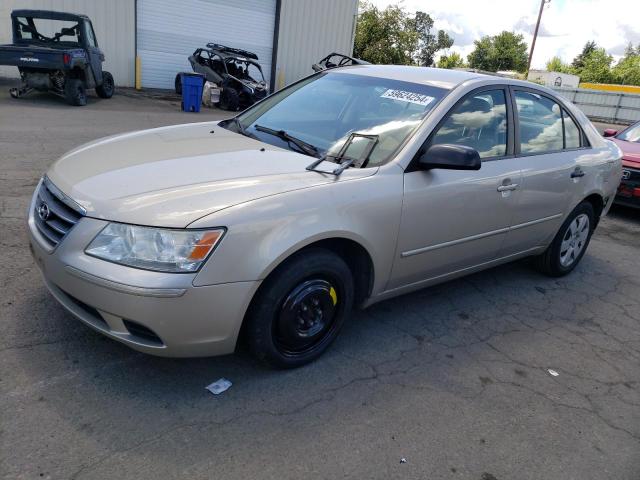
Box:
[1,81,639,480]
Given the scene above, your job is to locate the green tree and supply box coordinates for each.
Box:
[411,11,454,67]
[613,43,640,85]
[545,56,570,73]
[353,2,419,65]
[467,31,528,72]
[623,42,638,58]
[353,2,454,66]
[578,47,614,83]
[437,51,465,69]
[571,40,597,69]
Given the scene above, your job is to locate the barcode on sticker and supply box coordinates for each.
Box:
[381,89,435,106]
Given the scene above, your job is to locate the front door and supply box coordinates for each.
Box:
[388,87,521,290]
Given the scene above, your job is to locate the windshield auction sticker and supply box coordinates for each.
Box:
[381,89,435,106]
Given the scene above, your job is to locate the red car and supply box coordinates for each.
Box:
[604,121,640,208]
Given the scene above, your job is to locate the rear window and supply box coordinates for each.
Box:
[14,17,81,45]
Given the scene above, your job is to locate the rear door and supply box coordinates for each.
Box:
[499,87,590,256]
[388,86,523,290]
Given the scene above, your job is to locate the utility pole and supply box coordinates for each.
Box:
[526,0,551,78]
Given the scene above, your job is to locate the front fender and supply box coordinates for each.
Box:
[191,166,404,296]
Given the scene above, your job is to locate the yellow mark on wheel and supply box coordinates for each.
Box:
[329,287,338,306]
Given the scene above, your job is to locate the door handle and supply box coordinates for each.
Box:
[571,168,585,178]
[497,183,519,192]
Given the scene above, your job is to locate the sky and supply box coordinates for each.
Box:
[367,0,640,68]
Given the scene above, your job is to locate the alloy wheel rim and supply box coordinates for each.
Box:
[559,213,590,267]
[274,278,339,356]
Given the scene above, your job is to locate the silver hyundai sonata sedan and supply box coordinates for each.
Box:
[28,66,622,368]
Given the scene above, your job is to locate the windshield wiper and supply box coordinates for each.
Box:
[305,132,379,176]
[254,124,320,158]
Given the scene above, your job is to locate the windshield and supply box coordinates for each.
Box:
[235,71,446,167]
[14,17,82,45]
[618,123,640,143]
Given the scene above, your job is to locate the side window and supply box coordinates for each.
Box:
[563,110,581,149]
[515,91,563,154]
[431,89,508,159]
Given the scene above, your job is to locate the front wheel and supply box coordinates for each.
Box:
[533,201,595,277]
[245,248,354,368]
[96,71,115,98]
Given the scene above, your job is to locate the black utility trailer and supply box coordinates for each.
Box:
[0,10,114,106]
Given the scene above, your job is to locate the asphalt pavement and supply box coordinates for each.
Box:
[1,83,639,480]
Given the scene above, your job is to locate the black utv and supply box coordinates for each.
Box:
[175,43,268,111]
[0,10,114,106]
[312,52,370,72]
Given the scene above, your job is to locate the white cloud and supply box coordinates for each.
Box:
[366,0,640,68]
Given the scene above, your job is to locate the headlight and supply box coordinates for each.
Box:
[85,223,225,273]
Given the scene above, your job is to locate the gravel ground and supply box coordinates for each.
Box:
[1,83,639,480]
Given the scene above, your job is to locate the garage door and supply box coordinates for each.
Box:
[137,0,275,89]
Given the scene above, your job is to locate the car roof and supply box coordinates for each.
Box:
[329,65,489,90]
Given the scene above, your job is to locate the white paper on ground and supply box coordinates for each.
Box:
[206,378,232,395]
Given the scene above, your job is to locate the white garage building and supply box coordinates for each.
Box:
[0,0,358,90]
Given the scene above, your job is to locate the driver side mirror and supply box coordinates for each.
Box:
[418,144,481,171]
[603,129,618,138]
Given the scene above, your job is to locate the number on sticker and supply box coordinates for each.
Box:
[380,89,435,106]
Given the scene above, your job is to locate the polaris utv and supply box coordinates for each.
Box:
[0,10,114,106]
[175,43,268,111]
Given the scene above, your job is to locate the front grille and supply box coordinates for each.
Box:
[33,178,83,249]
[622,166,640,183]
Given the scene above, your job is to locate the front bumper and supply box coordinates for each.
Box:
[27,188,259,357]
[615,165,640,209]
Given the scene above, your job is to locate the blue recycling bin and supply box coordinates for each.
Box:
[180,72,205,112]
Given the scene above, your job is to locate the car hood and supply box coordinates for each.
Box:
[47,121,375,227]
[611,137,640,167]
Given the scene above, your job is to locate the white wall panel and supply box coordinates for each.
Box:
[0,0,135,86]
[274,0,358,89]
[137,0,275,89]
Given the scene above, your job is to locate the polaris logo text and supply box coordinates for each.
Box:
[19,57,39,62]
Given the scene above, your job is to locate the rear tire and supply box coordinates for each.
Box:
[245,248,354,369]
[219,87,239,111]
[533,201,595,277]
[64,78,87,106]
[96,71,115,99]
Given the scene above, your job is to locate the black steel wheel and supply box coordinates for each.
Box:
[245,248,354,368]
[96,71,115,98]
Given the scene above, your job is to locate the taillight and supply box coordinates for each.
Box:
[63,53,71,65]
